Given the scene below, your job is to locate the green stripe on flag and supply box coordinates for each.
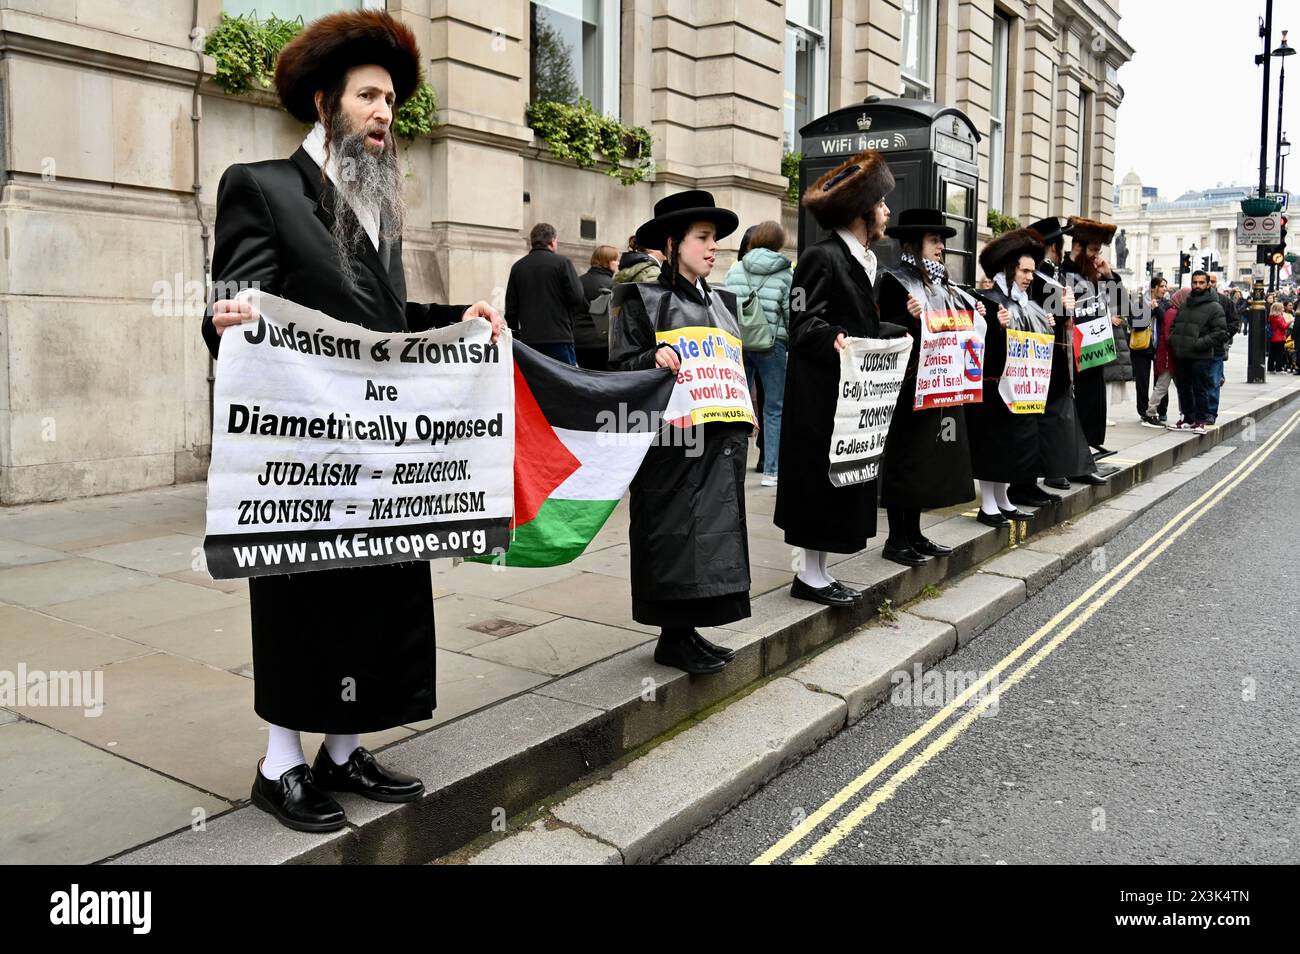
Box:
[469,497,620,568]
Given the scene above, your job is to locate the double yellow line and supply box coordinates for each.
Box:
[753,407,1300,865]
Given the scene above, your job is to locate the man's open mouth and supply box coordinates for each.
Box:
[367,130,386,146]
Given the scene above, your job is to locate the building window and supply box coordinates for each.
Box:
[988,12,1010,212]
[784,0,829,152]
[1152,237,1160,251]
[222,0,380,17]
[530,0,620,116]
[899,0,937,100]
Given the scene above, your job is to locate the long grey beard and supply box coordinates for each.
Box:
[327,116,405,288]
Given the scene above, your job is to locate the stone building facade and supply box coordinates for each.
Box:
[0,0,1130,503]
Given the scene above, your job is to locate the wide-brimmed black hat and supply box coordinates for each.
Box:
[979,227,1045,278]
[885,208,956,241]
[1026,216,1072,247]
[634,190,739,252]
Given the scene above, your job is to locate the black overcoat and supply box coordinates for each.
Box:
[610,273,751,627]
[1032,261,1096,477]
[874,264,975,509]
[774,234,907,552]
[966,284,1041,484]
[200,147,467,733]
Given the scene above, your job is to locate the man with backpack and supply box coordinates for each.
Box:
[724,220,793,487]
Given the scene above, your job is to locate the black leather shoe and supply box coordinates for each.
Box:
[1007,487,1057,507]
[1072,472,1108,486]
[654,632,727,673]
[828,580,863,601]
[689,629,736,661]
[791,576,859,606]
[311,746,425,803]
[910,537,953,558]
[882,541,930,567]
[976,509,1010,528]
[251,761,346,832]
[1000,508,1032,521]
[1043,477,1071,490]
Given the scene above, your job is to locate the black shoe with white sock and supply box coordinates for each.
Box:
[311,745,424,803]
[251,759,346,833]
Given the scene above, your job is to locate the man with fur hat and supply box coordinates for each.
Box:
[202,11,503,833]
[1060,216,1125,461]
[774,150,908,605]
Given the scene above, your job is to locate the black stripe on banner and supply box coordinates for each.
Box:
[203,516,510,579]
[514,340,675,432]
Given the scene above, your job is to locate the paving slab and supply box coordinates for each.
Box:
[550,677,845,864]
[1023,506,1137,565]
[909,572,1026,647]
[122,604,254,670]
[977,548,1064,596]
[0,602,152,670]
[402,649,551,731]
[468,821,621,865]
[790,611,957,723]
[465,616,651,677]
[74,533,205,575]
[0,537,66,571]
[41,578,245,636]
[0,721,226,865]
[432,593,559,653]
[0,558,157,609]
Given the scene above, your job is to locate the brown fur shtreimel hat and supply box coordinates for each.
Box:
[274,11,422,124]
[802,150,895,230]
[1068,216,1118,246]
[979,227,1045,278]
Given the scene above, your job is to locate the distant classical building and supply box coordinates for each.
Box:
[0,0,1131,503]
[1113,170,1294,286]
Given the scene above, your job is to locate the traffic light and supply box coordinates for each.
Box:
[1265,215,1288,267]
[1179,251,1191,274]
[1201,254,1211,271]
[1146,259,1154,277]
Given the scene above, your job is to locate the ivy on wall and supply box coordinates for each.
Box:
[525,98,654,187]
[781,151,801,203]
[987,209,1019,235]
[203,13,438,139]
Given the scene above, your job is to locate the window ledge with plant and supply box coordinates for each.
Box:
[987,209,1019,236]
[202,12,439,140]
[524,98,654,187]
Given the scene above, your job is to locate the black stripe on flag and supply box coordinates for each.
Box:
[514,341,675,432]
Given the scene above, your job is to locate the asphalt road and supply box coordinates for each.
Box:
[665,408,1300,865]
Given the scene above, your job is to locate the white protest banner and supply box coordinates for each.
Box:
[657,325,756,426]
[914,301,984,410]
[998,328,1054,414]
[203,291,513,579]
[828,335,912,487]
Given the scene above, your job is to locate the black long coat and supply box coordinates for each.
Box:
[774,234,907,552]
[200,147,466,734]
[874,264,975,510]
[610,273,751,627]
[1031,261,1096,478]
[966,285,1041,484]
[1059,258,1112,447]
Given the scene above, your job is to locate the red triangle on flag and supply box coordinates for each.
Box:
[512,361,580,529]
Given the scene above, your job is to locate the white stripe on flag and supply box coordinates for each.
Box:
[551,427,656,501]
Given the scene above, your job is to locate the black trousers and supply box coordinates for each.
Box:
[1268,340,1285,372]
[1131,350,1167,418]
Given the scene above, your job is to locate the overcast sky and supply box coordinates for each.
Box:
[1114,0,1300,199]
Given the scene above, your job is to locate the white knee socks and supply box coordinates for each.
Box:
[978,480,1007,516]
[324,733,362,766]
[798,548,834,588]
[262,724,306,780]
[262,726,363,779]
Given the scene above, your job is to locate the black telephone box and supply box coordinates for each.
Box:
[797,97,982,285]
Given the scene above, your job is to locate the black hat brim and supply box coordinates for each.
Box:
[885,224,957,240]
[635,208,740,252]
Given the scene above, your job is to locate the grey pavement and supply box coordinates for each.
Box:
[2,372,1297,863]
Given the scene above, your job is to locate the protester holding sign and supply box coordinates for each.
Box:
[1008,216,1100,506]
[1061,216,1124,459]
[202,11,503,834]
[874,208,980,567]
[967,229,1048,529]
[610,190,751,675]
[775,149,908,606]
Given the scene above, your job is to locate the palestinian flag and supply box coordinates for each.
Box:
[474,342,675,567]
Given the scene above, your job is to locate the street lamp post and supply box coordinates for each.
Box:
[1249,0,1273,383]
[1270,30,1293,294]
